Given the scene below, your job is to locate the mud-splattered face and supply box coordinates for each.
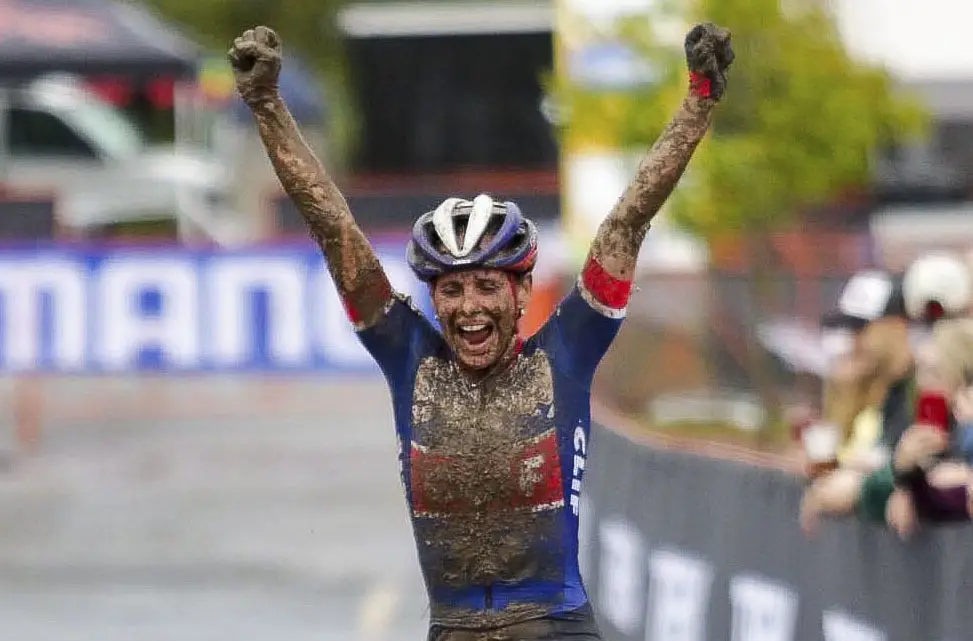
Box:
[432,269,532,371]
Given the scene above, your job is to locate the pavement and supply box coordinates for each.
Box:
[0,377,430,641]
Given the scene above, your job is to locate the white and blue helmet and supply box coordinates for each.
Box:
[407,194,538,282]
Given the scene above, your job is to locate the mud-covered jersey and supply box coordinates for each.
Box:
[356,279,625,629]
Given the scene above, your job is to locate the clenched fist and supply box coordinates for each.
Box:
[684,22,734,100]
[228,26,282,106]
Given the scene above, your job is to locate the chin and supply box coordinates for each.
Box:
[457,351,502,371]
[455,338,506,371]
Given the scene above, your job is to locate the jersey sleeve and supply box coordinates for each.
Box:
[356,291,438,386]
[541,261,628,382]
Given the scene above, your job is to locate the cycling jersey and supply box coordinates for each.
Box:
[357,278,624,630]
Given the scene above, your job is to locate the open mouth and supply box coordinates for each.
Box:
[457,322,494,348]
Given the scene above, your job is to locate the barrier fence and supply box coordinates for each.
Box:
[581,423,973,641]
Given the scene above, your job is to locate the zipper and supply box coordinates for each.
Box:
[485,584,493,610]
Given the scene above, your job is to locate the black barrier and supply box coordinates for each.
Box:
[0,198,56,240]
[580,425,973,641]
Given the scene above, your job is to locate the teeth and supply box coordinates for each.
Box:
[460,324,488,332]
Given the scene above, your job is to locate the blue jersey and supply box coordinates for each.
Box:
[357,283,624,629]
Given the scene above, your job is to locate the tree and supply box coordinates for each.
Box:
[141,0,344,71]
[140,0,357,158]
[555,0,926,233]
[551,0,928,441]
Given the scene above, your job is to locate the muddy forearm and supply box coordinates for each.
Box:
[590,93,716,279]
[249,93,392,328]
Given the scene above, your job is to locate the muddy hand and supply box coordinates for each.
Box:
[685,22,734,100]
[228,26,282,105]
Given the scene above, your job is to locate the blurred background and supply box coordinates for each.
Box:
[1,0,973,639]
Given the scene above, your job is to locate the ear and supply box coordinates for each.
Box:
[517,273,533,304]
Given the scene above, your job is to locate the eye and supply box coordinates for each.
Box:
[439,282,463,297]
[477,279,501,294]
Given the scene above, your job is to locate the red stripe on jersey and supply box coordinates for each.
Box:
[507,430,564,510]
[341,280,392,326]
[581,256,632,310]
[410,430,564,516]
[341,295,362,325]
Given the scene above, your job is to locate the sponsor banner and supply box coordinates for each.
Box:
[583,424,973,641]
[0,244,433,373]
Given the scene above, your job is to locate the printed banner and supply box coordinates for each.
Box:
[582,424,973,641]
[0,243,433,373]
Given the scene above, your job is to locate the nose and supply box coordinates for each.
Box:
[459,292,481,316]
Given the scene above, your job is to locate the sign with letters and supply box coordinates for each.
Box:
[582,425,971,641]
[0,244,433,373]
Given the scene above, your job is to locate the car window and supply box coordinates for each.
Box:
[8,107,98,158]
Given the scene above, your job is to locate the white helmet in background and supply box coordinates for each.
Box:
[903,252,973,324]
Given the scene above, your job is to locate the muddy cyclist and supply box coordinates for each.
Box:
[229,21,733,641]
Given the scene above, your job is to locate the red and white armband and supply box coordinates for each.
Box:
[340,280,395,331]
[578,256,632,319]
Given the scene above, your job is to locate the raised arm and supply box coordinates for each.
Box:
[229,27,392,330]
[586,23,734,287]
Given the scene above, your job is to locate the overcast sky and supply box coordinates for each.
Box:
[832,0,973,80]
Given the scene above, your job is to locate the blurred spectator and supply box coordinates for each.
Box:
[884,319,973,535]
[800,252,973,537]
[801,270,912,477]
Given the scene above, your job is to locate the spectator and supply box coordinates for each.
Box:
[800,252,973,537]
[884,319,973,536]
[802,270,912,477]
[804,317,973,538]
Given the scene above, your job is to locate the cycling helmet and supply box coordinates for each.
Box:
[407,194,538,282]
[903,251,973,324]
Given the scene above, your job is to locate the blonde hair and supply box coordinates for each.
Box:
[929,318,973,392]
[822,319,910,437]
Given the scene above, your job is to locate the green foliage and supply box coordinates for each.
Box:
[139,0,358,160]
[552,0,929,238]
[141,0,344,68]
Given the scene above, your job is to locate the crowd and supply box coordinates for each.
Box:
[799,251,973,538]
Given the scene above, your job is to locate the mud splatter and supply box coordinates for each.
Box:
[589,95,715,281]
[234,28,393,331]
[410,349,565,628]
[588,23,732,282]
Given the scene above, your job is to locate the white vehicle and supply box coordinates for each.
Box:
[0,73,241,243]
